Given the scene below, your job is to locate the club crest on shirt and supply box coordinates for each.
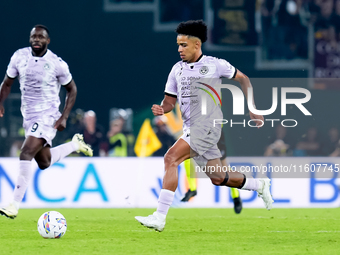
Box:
[199,66,209,75]
[44,63,50,70]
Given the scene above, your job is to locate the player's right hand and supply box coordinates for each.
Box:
[54,116,67,131]
[0,105,4,117]
[151,104,164,116]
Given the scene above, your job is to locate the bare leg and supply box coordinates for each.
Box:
[205,158,244,187]
[221,158,242,213]
[221,158,240,195]
[162,138,191,191]
[20,136,45,161]
[40,141,78,168]
[154,138,192,217]
[135,138,194,230]
[205,158,267,200]
[34,146,52,169]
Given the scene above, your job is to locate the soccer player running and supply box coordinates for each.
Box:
[0,25,93,219]
[135,20,273,232]
[181,130,243,214]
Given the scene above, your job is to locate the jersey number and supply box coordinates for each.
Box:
[31,123,39,132]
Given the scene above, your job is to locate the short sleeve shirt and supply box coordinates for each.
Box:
[6,47,72,120]
[164,55,236,130]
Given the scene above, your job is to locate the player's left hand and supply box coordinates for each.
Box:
[249,111,264,128]
[54,117,67,131]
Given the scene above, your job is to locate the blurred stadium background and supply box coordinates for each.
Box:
[1,0,340,157]
[0,0,340,209]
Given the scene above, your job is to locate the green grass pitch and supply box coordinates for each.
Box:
[0,208,339,254]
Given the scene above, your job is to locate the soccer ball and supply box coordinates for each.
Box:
[37,211,67,239]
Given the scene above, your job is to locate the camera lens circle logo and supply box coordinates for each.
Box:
[199,66,209,75]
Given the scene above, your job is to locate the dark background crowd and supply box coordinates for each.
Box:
[261,0,340,60]
[0,0,340,157]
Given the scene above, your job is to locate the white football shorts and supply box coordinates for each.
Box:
[23,115,59,147]
[180,125,222,168]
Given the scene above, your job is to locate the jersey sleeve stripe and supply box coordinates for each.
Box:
[164,92,177,98]
[6,72,17,79]
[61,75,72,86]
[232,68,237,79]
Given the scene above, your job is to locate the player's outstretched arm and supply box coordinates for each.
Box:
[54,79,77,131]
[0,75,15,117]
[233,69,264,127]
[152,95,177,116]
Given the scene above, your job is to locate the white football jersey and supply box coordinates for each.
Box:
[6,47,72,120]
[164,55,236,130]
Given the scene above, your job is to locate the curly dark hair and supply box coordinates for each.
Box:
[175,20,207,43]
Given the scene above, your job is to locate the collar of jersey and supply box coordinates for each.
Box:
[185,54,204,68]
[29,47,50,58]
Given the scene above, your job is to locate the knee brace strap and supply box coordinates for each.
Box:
[220,172,229,186]
[238,174,247,189]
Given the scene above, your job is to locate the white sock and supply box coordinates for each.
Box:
[13,160,33,207]
[241,177,262,191]
[50,141,78,166]
[156,189,175,216]
[12,201,20,210]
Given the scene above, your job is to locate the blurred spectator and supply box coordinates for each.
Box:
[69,109,85,132]
[259,0,340,61]
[9,127,25,157]
[264,125,293,156]
[109,108,135,156]
[308,0,321,22]
[270,0,308,59]
[321,127,339,155]
[61,108,85,143]
[294,127,322,156]
[329,139,340,156]
[331,0,340,39]
[82,110,106,157]
[261,0,278,57]
[107,117,128,157]
[9,140,24,157]
[152,116,176,157]
[314,0,336,42]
